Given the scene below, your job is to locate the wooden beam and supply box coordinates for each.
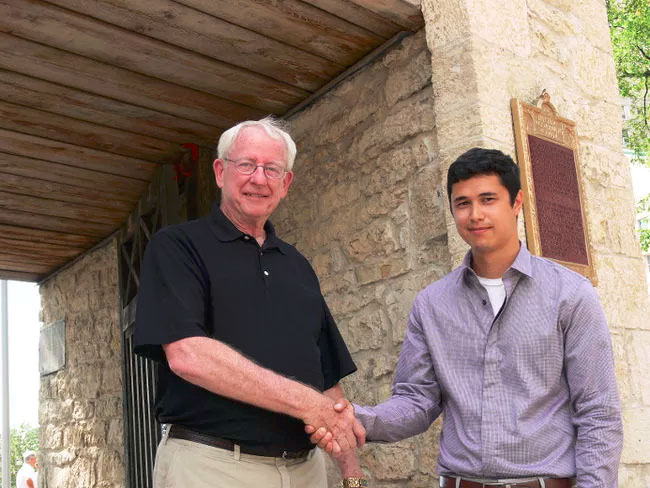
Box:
[0,99,179,162]
[0,69,221,144]
[0,129,156,180]
[0,191,127,225]
[0,208,113,237]
[172,0,386,63]
[0,224,96,247]
[0,33,265,126]
[301,0,411,34]
[0,269,43,282]
[0,255,62,269]
[0,237,82,260]
[345,0,423,31]
[51,0,344,90]
[0,0,308,112]
[0,171,135,211]
[0,152,149,195]
[0,260,52,275]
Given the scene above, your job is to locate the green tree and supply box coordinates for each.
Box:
[607,0,650,163]
[0,423,39,485]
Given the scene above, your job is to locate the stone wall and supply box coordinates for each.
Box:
[39,240,124,488]
[274,30,448,486]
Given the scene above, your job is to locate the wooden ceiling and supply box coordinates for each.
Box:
[0,0,423,282]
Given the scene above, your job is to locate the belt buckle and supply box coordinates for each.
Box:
[282,450,289,460]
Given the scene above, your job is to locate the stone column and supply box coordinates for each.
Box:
[421,0,650,485]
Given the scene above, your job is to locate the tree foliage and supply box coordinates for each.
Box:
[0,423,39,485]
[638,194,650,252]
[607,0,650,163]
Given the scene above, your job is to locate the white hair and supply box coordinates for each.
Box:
[217,116,297,171]
[23,450,36,461]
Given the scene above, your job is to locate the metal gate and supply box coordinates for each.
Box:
[118,166,187,488]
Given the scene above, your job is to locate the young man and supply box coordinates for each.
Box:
[312,148,623,487]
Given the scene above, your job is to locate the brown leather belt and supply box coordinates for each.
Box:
[440,476,574,488]
[167,425,313,460]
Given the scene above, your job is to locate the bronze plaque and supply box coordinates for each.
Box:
[511,92,596,283]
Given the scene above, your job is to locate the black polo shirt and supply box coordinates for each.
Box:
[134,205,356,450]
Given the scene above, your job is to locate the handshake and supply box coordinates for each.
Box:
[301,393,366,456]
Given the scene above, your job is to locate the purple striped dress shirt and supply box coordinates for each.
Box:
[355,245,623,487]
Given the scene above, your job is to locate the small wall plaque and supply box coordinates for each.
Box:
[39,319,65,375]
[511,91,596,284]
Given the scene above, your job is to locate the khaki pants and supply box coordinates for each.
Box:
[154,437,327,488]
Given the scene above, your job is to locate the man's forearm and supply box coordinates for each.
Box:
[164,336,360,451]
[165,336,325,419]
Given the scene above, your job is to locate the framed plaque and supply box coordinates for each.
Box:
[511,91,596,284]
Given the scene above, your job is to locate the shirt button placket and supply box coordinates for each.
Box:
[481,314,501,472]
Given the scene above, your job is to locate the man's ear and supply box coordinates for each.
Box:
[513,189,524,216]
[213,159,225,189]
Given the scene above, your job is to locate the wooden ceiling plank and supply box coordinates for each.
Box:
[0,224,96,247]
[0,69,222,145]
[0,152,149,196]
[300,0,408,34]
[0,241,80,261]
[0,128,156,181]
[0,191,128,225]
[0,0,307,111]
[0,33,266,126]
[0,171,135,212]
[0,99,180,163]
[345,0,424,31]
[0,260,53,275]
[0,208,114,237]
[0,269,44,282]
[164,0,386,63]
[50,0,344,91]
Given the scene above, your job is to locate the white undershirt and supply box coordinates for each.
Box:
[477,275,506,317]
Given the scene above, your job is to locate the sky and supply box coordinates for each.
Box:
[0,280,40,428]
[630,162,650,202]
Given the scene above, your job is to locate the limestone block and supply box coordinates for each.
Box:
[355,256,410,286]
[418,418,443,475]
[49,447,77,465]
[610,331,632,405]
[97,449,124,483]
[385,48,431,107]
[428,41,477,117]
[357,88,435,159]
[101,363,123,394]
[530,18,573,67]
[527,0,580,36]
[421,0,471,50]
[585,183,642,257]
[627,330,650,405]
[572,42,618,101]
[570,0,613,52]
[574,100,625,151]
[371,353,399,379]
[409,164,447,247]
[42,424,63,449]
[618,463,650,488]
[72,400,95,420]
[347,306,389,353]
[342,358,376,406]
[580,143,631,190]
[360,440,417,481]
[68,456,96,488]
[95,397,123,419]
[621,407,650,464]
[47,466,71,488]
[467,0,531,57]
[594,254,650,331]
[344,220,403,263]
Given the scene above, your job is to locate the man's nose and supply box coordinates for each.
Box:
[469,204,483,220]
[250,165,267,183]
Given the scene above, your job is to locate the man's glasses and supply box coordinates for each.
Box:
[224,159,287,179]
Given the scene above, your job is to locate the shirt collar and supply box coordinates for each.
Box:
[460,241,534,280]
[208,204,290,254]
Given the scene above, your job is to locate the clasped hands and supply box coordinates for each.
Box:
[303,396,365,456]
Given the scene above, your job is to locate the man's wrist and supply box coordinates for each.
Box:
[338,478,368,488]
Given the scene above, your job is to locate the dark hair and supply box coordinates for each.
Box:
[446,148,521,208]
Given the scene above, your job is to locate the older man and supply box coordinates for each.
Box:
[134,117,364,488]
[16,450,37,488]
